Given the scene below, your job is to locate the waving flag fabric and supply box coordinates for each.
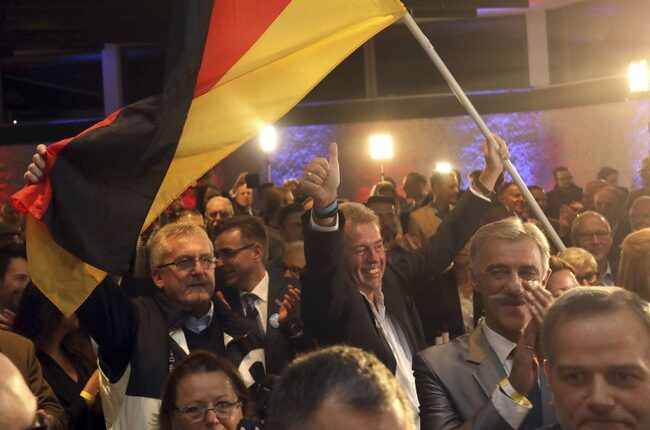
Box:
[12,0,406,315]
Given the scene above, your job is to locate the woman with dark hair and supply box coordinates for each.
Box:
[158,351,258,430]
[13,284,104,429]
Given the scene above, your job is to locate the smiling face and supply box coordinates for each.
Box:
[343,222,386,297]
[0,257,29,312]
[546,310,650,430]
[471,238,548,342]
[499,184,526,217]
[573,215,612,267]
[152,234,215,316]
[214,228,263,292]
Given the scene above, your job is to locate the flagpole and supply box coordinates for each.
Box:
[401,13,565,252]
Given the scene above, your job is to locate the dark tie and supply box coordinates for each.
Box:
[244,293,263,335]
[521,381,543,430]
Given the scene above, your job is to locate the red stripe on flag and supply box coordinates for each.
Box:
[193,0,292,98]
[12,109,124,220]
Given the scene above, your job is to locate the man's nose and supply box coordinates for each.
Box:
[586,377,615,413]
[503,272,525,294]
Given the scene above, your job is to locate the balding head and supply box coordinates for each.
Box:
[0,353,37,430]
[571,211,612,267]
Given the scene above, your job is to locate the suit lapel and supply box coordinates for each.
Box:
[467,325,506,398]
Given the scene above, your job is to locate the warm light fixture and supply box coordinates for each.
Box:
[369,134,394,160]
[628,60,649,93]
[434,161,453,174]
[260,125,278,153]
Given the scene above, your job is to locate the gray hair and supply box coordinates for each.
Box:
[542,287,650,363]
[570,211,611,244]
[339,202,379,227]
[149,222,213,269]
[468,217,550,275]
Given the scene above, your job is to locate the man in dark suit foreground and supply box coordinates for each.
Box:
[414,217,557,429]
[541,287,650,430]
[298,138,507,420]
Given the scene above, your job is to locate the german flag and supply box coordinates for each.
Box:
[12,0,405,315]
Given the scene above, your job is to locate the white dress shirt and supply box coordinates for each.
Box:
[184,302,214,334]
[482,322,532,429]
[239,271,270,334]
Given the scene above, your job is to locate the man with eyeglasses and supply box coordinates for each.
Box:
[213,216,304,381]
[414,218,557,430]
[204,196,235,241]
[70,222,260,430]
[299,138,507,423]
[570,211,616,285]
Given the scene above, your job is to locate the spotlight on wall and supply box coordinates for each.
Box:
[628,60,649,93]
[259,125,278,182]
[434,162,453,174]
[260,125,278,153]
[369,134,394,181]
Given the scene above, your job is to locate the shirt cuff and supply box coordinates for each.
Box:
[490,385,532,429]
[309,211,339,232]
[469,186,492,202]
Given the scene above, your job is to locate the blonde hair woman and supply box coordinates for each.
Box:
[618,228,650,300]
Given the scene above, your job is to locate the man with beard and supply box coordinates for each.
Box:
[414,218,557,430]
[0,244,29,331]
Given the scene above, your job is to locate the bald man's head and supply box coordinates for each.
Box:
[0,353,37,430]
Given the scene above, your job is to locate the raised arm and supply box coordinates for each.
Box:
[392,136,509,286]
[24,146,138,381]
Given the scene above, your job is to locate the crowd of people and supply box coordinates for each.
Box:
[0,137,649,430]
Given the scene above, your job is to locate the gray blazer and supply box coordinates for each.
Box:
[413,323,555,430]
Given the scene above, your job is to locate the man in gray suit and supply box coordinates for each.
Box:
[414,217,557,429]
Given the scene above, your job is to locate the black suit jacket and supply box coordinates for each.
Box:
[220,270,301,375]
[301,191,490,372]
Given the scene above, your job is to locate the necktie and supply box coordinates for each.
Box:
[244,293,263,335]
[521,381,543,429]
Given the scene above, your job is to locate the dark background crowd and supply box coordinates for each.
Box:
[1,139,650,430]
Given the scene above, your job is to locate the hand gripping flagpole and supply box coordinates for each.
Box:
[402,13,566,252]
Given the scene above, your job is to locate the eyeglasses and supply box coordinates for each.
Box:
[575,271,599,285]
[157,256,217,272]
[214,243,255,263]
[174,400,242,421]
[207,210,232,220]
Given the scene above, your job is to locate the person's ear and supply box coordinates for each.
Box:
[152,268,165,290]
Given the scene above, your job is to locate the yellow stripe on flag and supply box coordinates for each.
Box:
[26,215,106,316]
[144,0,405,227]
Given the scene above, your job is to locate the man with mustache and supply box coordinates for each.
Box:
[542,287,650,430]
[414,218,557,429]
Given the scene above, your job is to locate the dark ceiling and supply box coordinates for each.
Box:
[1,0,648,144]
